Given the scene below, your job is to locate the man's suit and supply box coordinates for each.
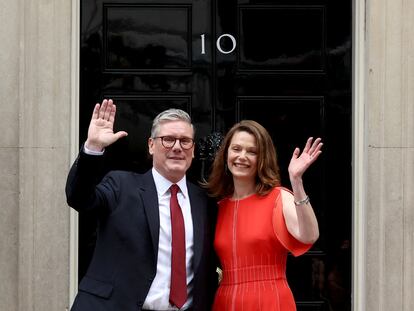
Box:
[66,151,217,311]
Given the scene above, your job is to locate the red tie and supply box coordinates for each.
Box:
[169,184,187,308]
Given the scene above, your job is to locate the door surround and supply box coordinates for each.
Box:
[69,0,80,307]
[352,0,366,310]
[68,1,366,309]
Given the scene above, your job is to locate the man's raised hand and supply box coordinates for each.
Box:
[85,99,128,151]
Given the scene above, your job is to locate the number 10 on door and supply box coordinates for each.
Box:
[200,34,237,55]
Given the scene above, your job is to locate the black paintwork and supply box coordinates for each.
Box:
[80,0,351,310]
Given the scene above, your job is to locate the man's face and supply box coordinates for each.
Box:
[148,120,195,183]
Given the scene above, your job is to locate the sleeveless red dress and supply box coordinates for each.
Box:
[212,187,312,311]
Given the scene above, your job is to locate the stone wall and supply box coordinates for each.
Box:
[0,0,73,310]
[365,0,414,310]
[0,1,20,310]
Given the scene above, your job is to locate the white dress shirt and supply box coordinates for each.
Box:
[143,168,194,310]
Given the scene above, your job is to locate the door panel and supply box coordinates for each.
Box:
[213,2,351,310]
[79,1,351,310]
[79,0,215,283]
[105,5,192,70]
[239,6,325,72]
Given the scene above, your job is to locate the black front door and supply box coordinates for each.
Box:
[79,1,351,310]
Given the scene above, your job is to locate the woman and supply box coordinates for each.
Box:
[206,120,322,311]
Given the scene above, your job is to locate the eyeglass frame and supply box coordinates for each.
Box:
[153,136,195,150]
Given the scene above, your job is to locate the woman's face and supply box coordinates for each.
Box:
[226,131,258,182]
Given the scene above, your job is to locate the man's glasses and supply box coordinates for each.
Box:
[154,136,194,150]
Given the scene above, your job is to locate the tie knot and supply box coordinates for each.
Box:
[170,184,180,196]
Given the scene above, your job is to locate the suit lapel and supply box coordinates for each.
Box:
[188,183,205,273]
[138,170,160,260]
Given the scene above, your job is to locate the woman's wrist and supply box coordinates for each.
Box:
[294,195,310,206]
[290,177,307,203]
[289,176,303,188]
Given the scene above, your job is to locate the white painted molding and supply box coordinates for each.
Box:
[352,0,366,310]
[69,0,80,307]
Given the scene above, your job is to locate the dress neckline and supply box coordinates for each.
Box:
[228,192,257,202]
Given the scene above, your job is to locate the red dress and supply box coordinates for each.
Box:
[213,187,312,311]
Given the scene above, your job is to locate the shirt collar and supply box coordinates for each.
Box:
[151,167,188,198]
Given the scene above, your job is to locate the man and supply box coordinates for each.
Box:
[66,99,217,311]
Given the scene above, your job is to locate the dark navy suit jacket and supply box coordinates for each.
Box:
[66,151,217,311]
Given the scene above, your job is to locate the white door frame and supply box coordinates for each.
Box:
[69,1,367,309]
[352,0,366,310]
[69,0,80,307]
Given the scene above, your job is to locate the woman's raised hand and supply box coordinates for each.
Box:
[288,137,323,181]
[85,99,128,151]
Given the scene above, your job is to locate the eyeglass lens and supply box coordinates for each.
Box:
[159,136,194,149]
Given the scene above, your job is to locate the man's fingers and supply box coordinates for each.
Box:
[109,104,117,124]
[91,103,100,120]
[98,99,108,119]
[114,131,128,141]
[103,99,113,121]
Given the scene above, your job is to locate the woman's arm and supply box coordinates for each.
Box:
[282,137,323,244]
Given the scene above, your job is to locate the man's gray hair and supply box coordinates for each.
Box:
[151,108,194,138]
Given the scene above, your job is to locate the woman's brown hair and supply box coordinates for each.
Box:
[205,120,281,199]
